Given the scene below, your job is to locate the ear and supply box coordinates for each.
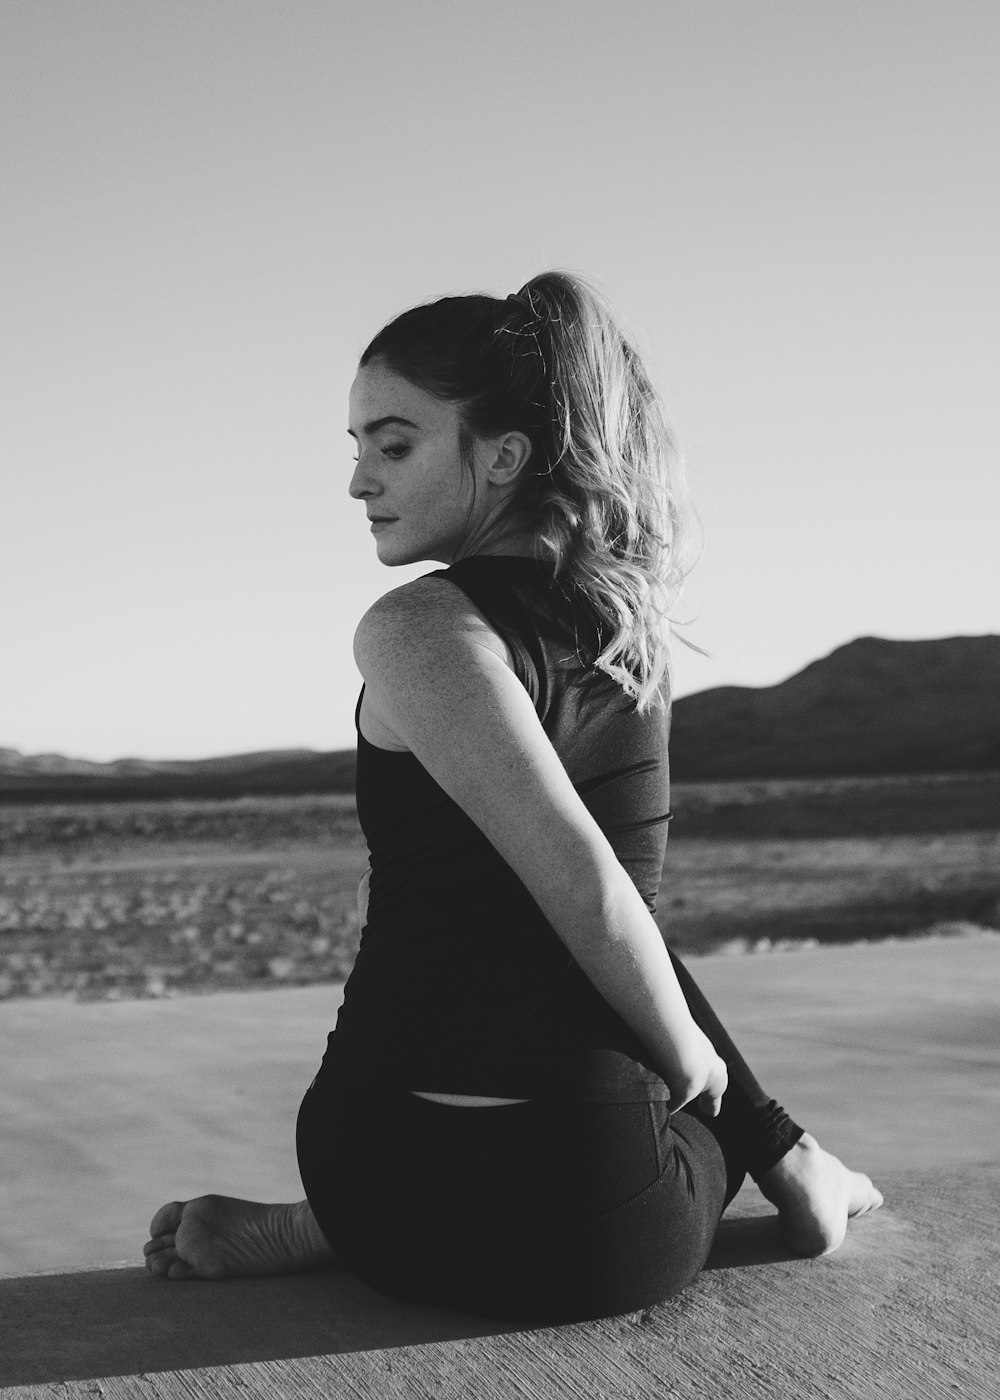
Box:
[483,431,533,486]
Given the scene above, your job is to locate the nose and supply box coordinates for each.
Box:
[349,451,378,501]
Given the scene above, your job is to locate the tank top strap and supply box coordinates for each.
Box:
[425,559,549,713]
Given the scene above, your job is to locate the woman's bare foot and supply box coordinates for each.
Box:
[758,1132,884,1256]
[143,1195,336,1280]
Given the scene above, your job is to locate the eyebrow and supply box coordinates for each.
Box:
[346,415,420,439]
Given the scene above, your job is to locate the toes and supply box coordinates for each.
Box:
[847,1174,884,1218]
[143,1233,175,1258]
[149,1201,186,1237]
[146,1244,179,1276]
[145,1243,198,1280]
[851,1188,885,1218]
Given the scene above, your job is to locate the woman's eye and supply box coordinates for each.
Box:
[350,442,409,465]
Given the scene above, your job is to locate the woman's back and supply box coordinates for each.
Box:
[328,554,674,1102]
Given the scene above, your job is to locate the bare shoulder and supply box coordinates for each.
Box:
[354,575,511,680]
[354,575,518,753]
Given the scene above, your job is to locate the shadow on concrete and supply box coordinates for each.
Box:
[3,1170,998,1396]
[0,1263,522,1386]
[0,1208,795,1386]
[704,1211,794,1271]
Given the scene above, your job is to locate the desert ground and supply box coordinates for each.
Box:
[1,772,997,1003]
[1,772,997,1281]
[3,935,998,1279]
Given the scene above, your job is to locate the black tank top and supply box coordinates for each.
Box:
[325,555,673,1101]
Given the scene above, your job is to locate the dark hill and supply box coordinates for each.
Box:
[669,634,1000,780]
[0,747,356,804]
[2,635,997,801]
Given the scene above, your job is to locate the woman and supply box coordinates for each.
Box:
[145,273,882,1322]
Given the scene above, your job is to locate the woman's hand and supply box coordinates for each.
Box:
[666,1025,728,1117]
[356,866,371,929]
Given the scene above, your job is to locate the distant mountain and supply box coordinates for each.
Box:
[669,634,1000,780]
[0,747,356,803]
[2,635,997,802]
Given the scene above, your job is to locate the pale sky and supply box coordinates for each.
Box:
[2,1,997,760]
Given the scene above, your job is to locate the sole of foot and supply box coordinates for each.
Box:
[758,1132,884,1257]
[143,1194,336,1280]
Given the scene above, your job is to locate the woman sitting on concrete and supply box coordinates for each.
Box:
[144,272,882,1322]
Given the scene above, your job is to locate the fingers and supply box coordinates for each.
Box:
[357,867,371,926]
[698,1086,724,1118]
[699,1055,729,1118]
[663,1044,729,1116]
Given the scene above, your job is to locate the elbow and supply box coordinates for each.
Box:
[554,862,642,950]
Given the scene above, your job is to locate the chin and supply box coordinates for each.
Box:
[373,537,414,567]
[375,538,453,568]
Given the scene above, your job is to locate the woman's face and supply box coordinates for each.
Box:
[347,360,484,567]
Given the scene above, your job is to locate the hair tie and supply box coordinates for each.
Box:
[502,290,536,327]
[503,289,551,353]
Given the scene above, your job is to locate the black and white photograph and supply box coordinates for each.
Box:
[2,2,997,1394]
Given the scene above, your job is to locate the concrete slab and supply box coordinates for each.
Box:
[2,936,998,1396]
[693,933,1000,1173]
[1,1165,996,1398]
[2,935,998,1276]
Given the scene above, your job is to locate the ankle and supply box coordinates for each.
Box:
[759,1132,817,1189]
[289,1200,335,1263]
[747,1113,806,1184]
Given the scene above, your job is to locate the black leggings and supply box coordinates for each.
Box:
[296,951,802,1324]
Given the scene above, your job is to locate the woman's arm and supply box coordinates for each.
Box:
[354,578,726,1114]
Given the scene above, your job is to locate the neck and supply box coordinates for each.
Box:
[451,515,540,563]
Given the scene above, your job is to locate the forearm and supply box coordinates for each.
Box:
[536,860,707,1099]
